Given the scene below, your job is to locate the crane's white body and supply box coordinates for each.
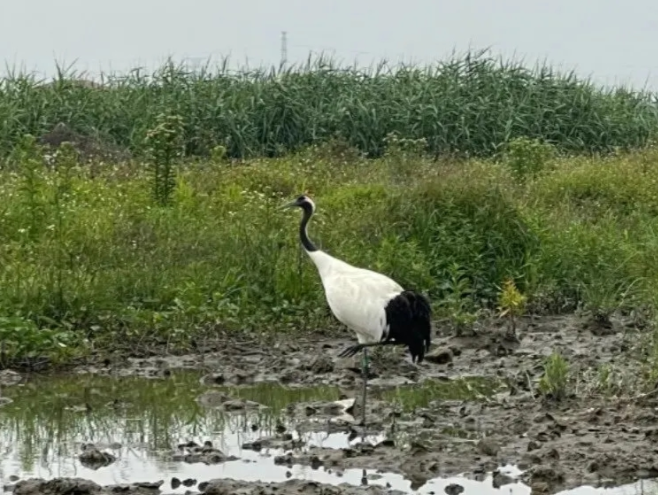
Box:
[307,250,403,344]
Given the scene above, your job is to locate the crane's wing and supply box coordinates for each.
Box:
[321,267,403,343]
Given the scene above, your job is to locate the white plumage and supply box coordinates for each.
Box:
[284,194,432,428]
[307,249,402,345]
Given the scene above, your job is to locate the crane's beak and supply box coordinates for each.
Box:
[281,200,298,210]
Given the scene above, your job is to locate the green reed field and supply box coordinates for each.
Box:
[2,53,658,369]
[1,52,657,159]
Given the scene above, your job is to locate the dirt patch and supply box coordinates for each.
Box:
[6,313,657,494]
[12,478,163,495]
[12,477,405,495]
[201,478,406,494]
[38,122,131,164]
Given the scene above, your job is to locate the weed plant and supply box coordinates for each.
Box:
[538,352,570,400]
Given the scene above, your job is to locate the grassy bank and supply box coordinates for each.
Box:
[1,136,658,366]
[1,52,657,160]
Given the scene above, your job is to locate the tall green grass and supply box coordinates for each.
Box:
[1,51,656,160]
[1,137,658,365]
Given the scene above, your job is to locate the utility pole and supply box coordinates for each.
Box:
[280,31,288,67]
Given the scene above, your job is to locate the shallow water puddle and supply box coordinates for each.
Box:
[0,371,653,495]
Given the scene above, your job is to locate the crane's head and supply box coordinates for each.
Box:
[283,194,315,212]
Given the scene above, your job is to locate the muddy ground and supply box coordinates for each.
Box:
[5,313,658,495]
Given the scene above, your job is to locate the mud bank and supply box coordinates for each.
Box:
[2,313,654,495]
[10,477,415,494]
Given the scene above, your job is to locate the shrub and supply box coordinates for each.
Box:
[1,144,658,364]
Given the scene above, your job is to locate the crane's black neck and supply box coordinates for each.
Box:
[299,203,318,252]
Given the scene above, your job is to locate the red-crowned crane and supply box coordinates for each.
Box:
[283,194,432,428]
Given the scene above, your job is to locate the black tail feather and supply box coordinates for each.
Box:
[384,290,432,363]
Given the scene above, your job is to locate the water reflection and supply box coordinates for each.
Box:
[0,371,654,495]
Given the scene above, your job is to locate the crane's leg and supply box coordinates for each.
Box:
[338,341,404,443]
[361,347,368,441]
[338,340,401,359]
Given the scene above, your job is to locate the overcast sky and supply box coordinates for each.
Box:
[2,0,657,89]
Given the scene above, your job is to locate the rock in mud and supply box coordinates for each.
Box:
[476,437,500,456]
[304,353,335,374]
[492,469,516,488]
[202,478,405,494]
[525,464,566,493]
[444,483,464,495]
[172,440,239,464]
[242,433,302,451]
[274,451,327,469]
[171,477,197,490]
[426,346,453,365]
[78,444,116,469]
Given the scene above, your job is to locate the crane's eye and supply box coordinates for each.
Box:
[296,195,306,203]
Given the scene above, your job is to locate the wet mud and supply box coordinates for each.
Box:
[11,477,406,495]
[3,313,656,495]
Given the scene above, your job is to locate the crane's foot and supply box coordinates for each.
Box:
[338,344,365,359]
